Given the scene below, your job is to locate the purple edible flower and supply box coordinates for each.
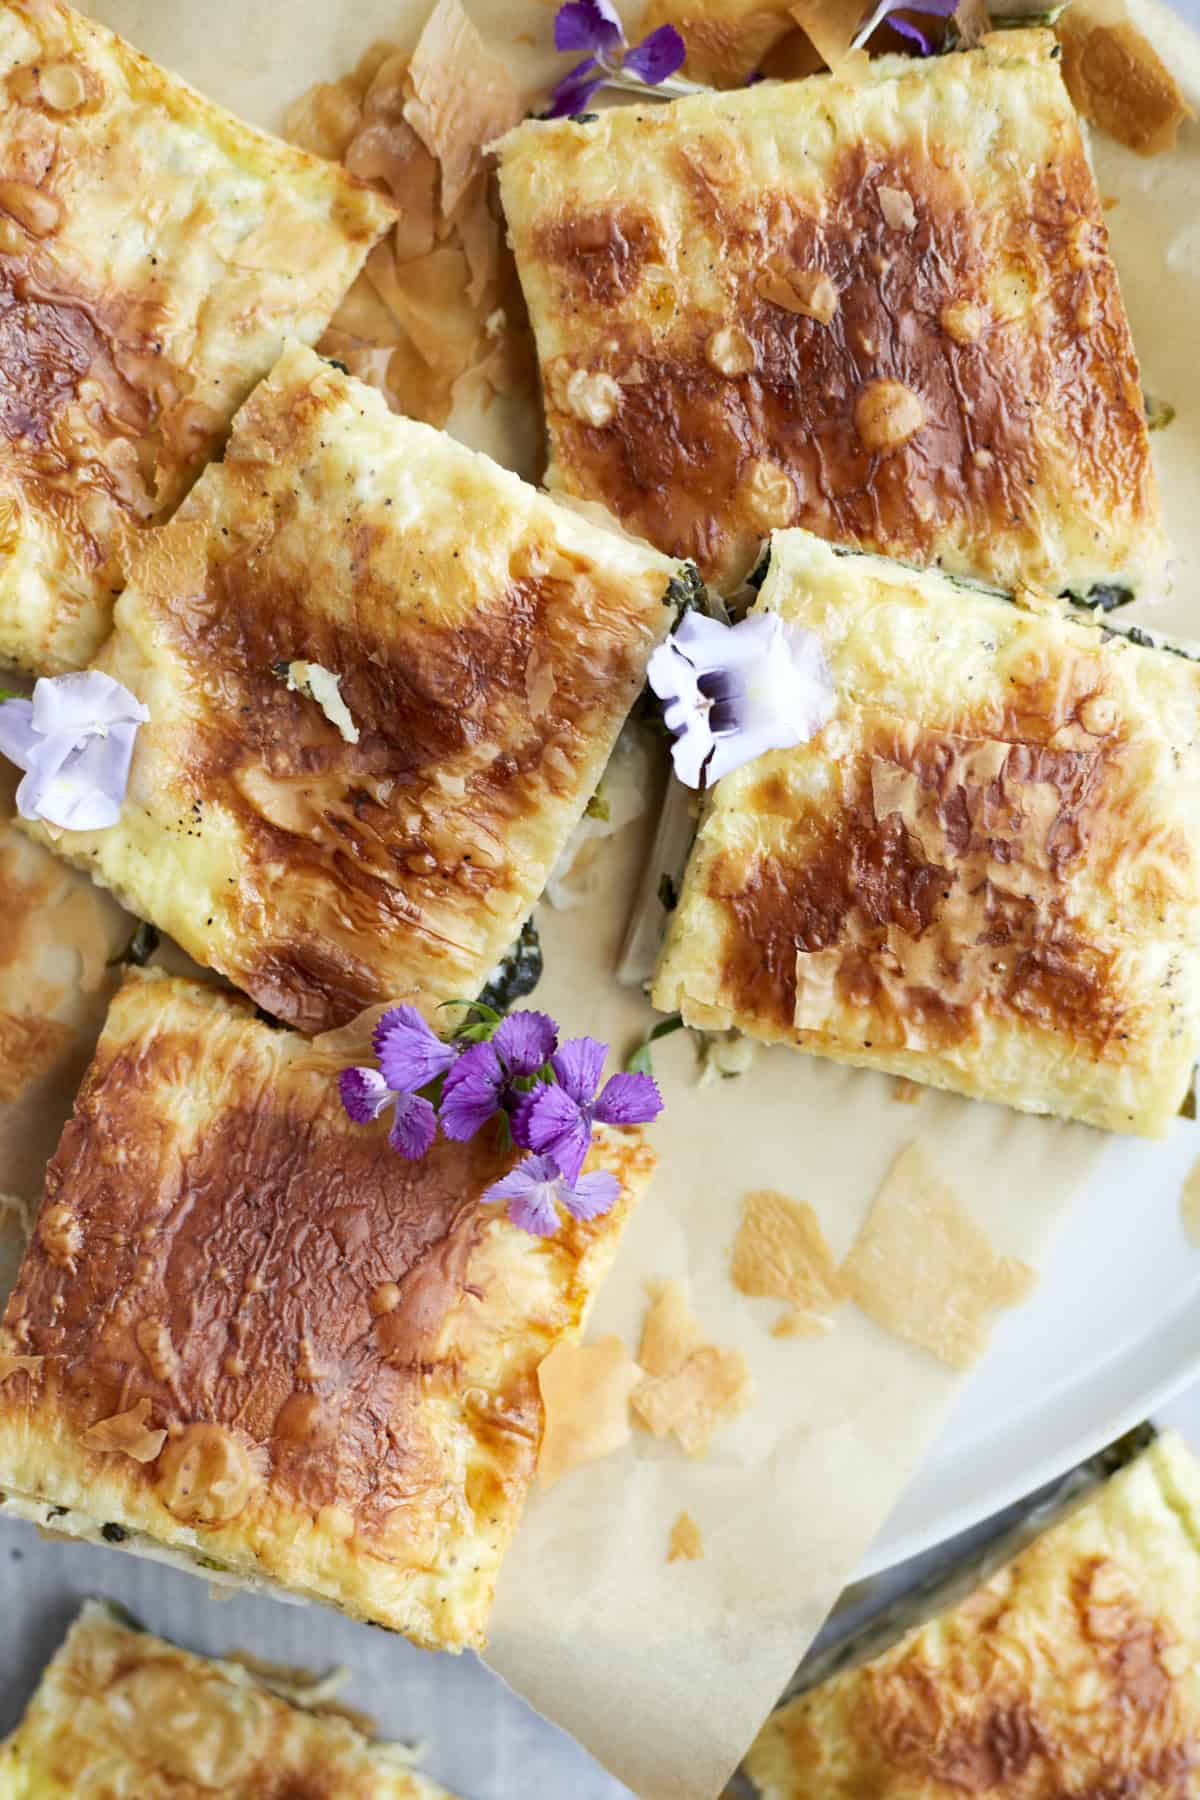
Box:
[647,610,834,791]
[546,0,692,117]
[0,670,149,830]
[484,1153,621,1236]
[338,1064,438,1159]
[851,0,959,55]
[439,1009,558,1141]
[374,1004,459,1094]
[516,1035,661,1185]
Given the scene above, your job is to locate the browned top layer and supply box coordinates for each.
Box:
[0,0,391,671]
[745,1436,1200,1798]
[713,713,1123,1057]
[68,346,675,1033]
[0,969,651,1590]
[545,144,1146,587]
[172,524,650,1030]
[836,1555,1195,1794]
[2,1003,508,1532]
[0,972,651,1641]
[501,44,1161,594]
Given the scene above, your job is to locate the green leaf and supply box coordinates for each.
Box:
[476,918,543,1014]
[439,996,503,1026]
[107,920,160,968]
[624,1012,685,1076]
[0,687,24,703]
[1145,393,1176,433]
[585,790,610,822]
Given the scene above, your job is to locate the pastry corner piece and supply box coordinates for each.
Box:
[744,1430,1200,1798]
[0,1600,456,1799]
[0,0,394,676]
[34,342,681,1032]
[0,969,654,1650]
[653,530,1200,1135]
[497,31,1166,599]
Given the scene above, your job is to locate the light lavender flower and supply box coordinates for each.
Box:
[514,1035,661,1185]
[484,1153,621,1236]
[647,610,834,790]
[0,670,149,830]
[546,0,696,116]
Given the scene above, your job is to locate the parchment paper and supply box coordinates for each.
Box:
[39,3,1200,1793]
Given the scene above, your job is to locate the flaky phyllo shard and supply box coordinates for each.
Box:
[497,31,1168,598]
[21,341,682,1034]
[0,1600,458,1798]
[744,1431,1200,1800]
[654,530,1200,1135]
[0,0,395,676]
[0,970,656,1650]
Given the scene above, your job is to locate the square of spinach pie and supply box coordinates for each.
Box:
[0,1599,456,1798]
[0,970,654,1649]
[498,32,1167,601]
[745,1431,1200,1799]
[0,0,394,675]
[653,529,1200,1134]
[27,342,681,1033]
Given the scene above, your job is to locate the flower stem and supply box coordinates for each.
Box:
[604,66,709,100]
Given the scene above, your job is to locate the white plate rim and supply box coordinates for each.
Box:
[857,1312,1200,1577]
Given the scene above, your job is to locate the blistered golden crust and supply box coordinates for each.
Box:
[29,342,678,1032]
[0,1601,455,1799]
[653,531,1200,1135]
[0,0,393,675]
[498,35,1166,596]
[0,971,653,1649]
[745,1433,1200,1800]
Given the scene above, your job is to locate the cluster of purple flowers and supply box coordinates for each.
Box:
[340,1004,662,1236]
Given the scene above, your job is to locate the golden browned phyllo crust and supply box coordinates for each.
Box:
[0,0,394,676]
[497,33,1166,599]
[0,969,655,1650]
[745,1432,1200,1799]
[653,530,1200,1135]
[0,1600,457,1798]
[25,341,680,1034]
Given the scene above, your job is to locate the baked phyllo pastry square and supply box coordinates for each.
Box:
[0,1600,456,1799]
[498,32,1166,600]
[0,0,394,676]
[653,529,1200,1135]
[0,970,653,1649]
[745,1430,1200,1799]
[32,341,681,1033]
[30,343,676,1036]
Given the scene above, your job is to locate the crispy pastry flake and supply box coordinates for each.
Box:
[637,1278,709,1376]
[731,1189,844,1335]
[286,0,532,443]
[632,1344,754,1456]
[82,1397,166,1465]
[537,1335,642,1486]
[667,1510,705,1561]
[841,1142,1036,1369]
[633,1280,754,1453]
